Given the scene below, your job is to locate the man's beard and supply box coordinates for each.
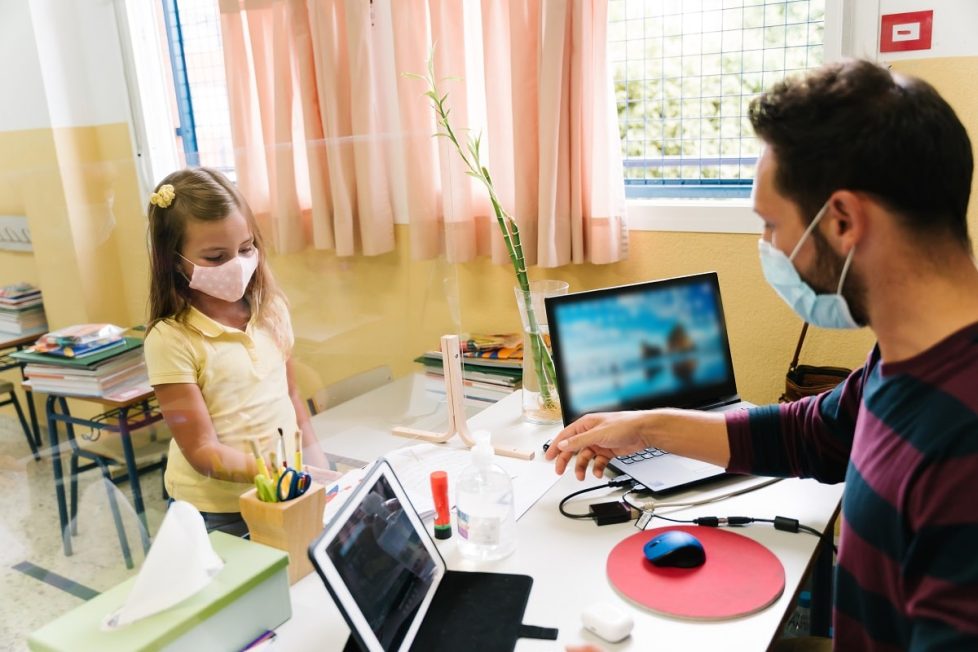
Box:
[804,230,870,327]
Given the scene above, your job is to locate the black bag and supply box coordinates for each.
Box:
[779,323,852,402]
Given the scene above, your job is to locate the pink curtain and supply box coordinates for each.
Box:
[219,0,626,265]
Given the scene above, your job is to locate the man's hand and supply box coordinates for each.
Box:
[545,411,653,480]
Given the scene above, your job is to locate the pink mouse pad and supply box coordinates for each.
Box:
[607,525,785,620]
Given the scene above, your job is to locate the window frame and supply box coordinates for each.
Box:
[624,0,852,235]
[120,0,862,236]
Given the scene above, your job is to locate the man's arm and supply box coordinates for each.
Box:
[549,358,869,483]
[726,364,865,483]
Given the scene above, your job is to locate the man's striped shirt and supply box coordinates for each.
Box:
[726,323,978,650]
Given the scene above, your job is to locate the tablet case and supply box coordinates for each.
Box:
[341,570,557,652]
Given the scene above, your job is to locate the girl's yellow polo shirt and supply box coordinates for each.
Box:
[143,305,298,513]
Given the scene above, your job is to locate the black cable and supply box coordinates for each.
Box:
[558,477,635,520]
[621,484,837,552]
[639,512,835,551]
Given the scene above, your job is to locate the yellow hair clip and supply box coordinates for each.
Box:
[149,184,176,209]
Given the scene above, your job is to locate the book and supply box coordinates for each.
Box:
[415,359,520,385]
[417,351,523,372]
[34,324,125,354]
[422,372,515,403]
[0,289,48,335]
[12,337,143,369]
[38,338,127,359]
[0,282,42,303]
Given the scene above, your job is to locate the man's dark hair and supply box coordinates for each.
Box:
[749,59,973,247]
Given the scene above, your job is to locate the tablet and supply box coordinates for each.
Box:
[308,460,446,652]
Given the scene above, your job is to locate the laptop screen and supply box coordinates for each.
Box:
[546,272,738,424]
[321,471,440,651]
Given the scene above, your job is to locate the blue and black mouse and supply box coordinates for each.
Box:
[643,530,706,568]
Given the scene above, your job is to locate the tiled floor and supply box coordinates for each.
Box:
[0,414,168,651]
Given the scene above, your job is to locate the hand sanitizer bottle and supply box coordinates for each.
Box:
[456,430,516,561]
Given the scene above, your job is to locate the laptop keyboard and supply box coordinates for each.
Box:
[616,447,669,464]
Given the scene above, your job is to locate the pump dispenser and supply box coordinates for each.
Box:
[455,430,517,561]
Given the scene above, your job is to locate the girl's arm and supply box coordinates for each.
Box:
[154,382,259,483]
[286,357,330,469]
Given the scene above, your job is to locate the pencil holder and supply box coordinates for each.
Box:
[239,483,326,585]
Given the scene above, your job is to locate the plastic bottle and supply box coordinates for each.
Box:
[455,430,517,561]
[784,591,812,638]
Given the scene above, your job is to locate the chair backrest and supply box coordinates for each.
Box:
[309,365,394,414]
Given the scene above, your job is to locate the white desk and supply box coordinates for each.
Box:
[283,375,843,651]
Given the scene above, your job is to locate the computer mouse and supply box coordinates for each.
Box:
[643,530,706,568]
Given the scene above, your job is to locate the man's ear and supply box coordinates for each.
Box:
[824,190,866,253]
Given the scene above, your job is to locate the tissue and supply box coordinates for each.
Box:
[103,501,224,629]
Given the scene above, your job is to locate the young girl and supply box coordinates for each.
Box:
[144,167,333,535]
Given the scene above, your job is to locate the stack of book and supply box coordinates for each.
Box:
[416,333,523,403]
[0,283,48,337]
[13,324,149,401]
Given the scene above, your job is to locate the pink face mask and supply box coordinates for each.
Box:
[179,252,258,303]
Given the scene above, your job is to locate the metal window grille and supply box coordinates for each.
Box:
[609,0,825,199]
[161,0,236,179]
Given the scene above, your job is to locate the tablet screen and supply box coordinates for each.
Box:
[314,463,443,650]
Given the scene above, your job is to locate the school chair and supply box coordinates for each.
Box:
[66,411,171,569]
[311,365,393,413]
[0,379,39,460]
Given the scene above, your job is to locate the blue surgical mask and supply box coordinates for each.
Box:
[758,203,860,329]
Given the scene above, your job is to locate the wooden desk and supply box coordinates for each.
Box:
[42,386,164,566]
[282,376,843,650]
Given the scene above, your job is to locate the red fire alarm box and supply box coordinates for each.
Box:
[880,10,933,53]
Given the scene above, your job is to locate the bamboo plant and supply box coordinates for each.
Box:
[409,57,559,412]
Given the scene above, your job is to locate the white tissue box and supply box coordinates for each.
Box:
[28,533,291,652]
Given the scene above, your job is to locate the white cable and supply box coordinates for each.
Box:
[621,477,782,513]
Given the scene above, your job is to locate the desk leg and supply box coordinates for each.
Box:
[119,406,151,552]
[810,523,836,637]
[46,396,72,556]
[25,387,41,452]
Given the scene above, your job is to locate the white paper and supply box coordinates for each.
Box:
[103,501,224,629]
[384,443,560,521]
[322,466,370,525]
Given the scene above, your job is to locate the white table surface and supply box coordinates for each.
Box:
[280,375,843,651]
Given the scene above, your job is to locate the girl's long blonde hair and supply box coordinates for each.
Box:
[146,167,291,352]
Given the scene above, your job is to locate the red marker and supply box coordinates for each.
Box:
[430,471,452,539]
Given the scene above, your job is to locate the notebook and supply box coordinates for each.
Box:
[545,272,751,493]
[308,460,557,652]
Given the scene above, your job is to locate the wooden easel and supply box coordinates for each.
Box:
[392,334,534,460]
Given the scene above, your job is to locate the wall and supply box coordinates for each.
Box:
[0,0,149,424]
[273,225,878,406]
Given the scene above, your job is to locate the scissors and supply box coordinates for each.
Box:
[277,466,311,502]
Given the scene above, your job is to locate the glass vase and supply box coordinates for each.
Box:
[514,280,569,424]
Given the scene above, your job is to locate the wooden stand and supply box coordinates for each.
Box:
[239,483,326,585]
[393,334,534,460]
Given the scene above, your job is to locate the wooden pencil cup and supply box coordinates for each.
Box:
[239,483,326,585]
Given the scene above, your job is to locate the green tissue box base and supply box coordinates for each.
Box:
[28,532,291,652]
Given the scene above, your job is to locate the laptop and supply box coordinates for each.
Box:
[308,460,557,652]
[545,272,751,493]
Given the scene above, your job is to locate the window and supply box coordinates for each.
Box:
[160,0,235,178]
[139,0,840,232]
[609,0,827,199]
